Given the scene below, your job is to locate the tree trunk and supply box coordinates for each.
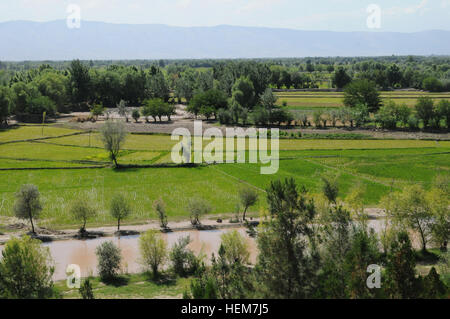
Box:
[29,213,35,234]
[117,218,120,232]
[243,206,248,221]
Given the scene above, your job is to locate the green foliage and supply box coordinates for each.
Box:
[333,67,352,89]
[344,79,381,113]
[69,199,97,232]
[139,230,168,279]
[100,120,127,167]
[90,103,104,119]
[142,98,174,122]
[232,77,255,110]
[132,109,140,122]
[256,178,318,298]
[170,236,202,277]
[153,198,168,229]
[110,193,132,231]
[79,278,95,299]
[384,232,419,298]
[415,96,435,128]
[0,236,54,299]
[239,187,258,220]
[0,86,13,125]
[422,77,443,92]
[95,241,122,281]
[187,198,211,226]
[13,184,42,234]
[220,230,250,265]
[188,89,228,119]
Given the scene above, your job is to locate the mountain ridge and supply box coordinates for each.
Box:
[1,20,449,61]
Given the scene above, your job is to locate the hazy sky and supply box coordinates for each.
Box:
[0,0,449,32]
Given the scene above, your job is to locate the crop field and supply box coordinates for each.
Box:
[0,125,448,228]
[275,91,450,111]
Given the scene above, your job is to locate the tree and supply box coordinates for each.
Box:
[69,199,97,233]
[189,89,228,119]
[427,178,450,251]
[392,185,433,252]
[220,230,250,265]
[239,187,258,221]
[132,109,140,123]
[69,59,92,103]
[0,86,13,125]
[139,230,168,279]
[387,64,402,87]
[95,241,122,281]
[79,279,94,299]
[117,99,129,122]
[259,88,278,112]
[436,100,450,129]
[100,120,127,167]
[422,77,443,92]
[415,96,435,128]
[256,178,318,298]
[384,232,419,299]
[90,103,104,120]
[0,236,55,299]
[332,67,352,89]
[231,77,255,110]
[343,79,381,113]
[110,194,132,232]
[13,184,42,234]
[153,198,168,229]
[170,236,201,277]
[187,198,211,226]
[321,175,339,204]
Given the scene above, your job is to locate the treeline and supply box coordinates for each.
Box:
[1,176,448,299]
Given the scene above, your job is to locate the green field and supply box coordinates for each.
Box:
[0,125,448,228]
[275,91,450,111]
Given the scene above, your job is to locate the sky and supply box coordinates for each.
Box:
[0,0,449,32]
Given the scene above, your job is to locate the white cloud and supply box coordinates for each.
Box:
[385,0,429,16]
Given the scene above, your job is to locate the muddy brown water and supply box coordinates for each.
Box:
[0,220,386,282]
[0,228,256,281]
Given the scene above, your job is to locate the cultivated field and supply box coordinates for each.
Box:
[275,91,450,111]
[0,125,448,229]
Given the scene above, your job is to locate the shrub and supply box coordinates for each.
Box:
[0,236,55,299]
[79,279,94,299]
[407,114,420,130]
[95,241,122,281]
[415,96,435,128]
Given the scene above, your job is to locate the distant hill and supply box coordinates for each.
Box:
[1,20,449,61]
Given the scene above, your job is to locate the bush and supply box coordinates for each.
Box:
[0,236,55,299]
[376,101,398,129]
[79,278,94,299]
[422,77,443,92]
[269,108,293,126]
[95,241,122,281]
[220,230,250,265]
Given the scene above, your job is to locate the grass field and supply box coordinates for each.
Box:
[0,125,448,228]
[275,91,450,111]
[55,273,191,299]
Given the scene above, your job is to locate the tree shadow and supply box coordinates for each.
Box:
[101,275,130,287]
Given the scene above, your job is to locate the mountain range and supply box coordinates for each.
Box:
[1,20,449,61]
